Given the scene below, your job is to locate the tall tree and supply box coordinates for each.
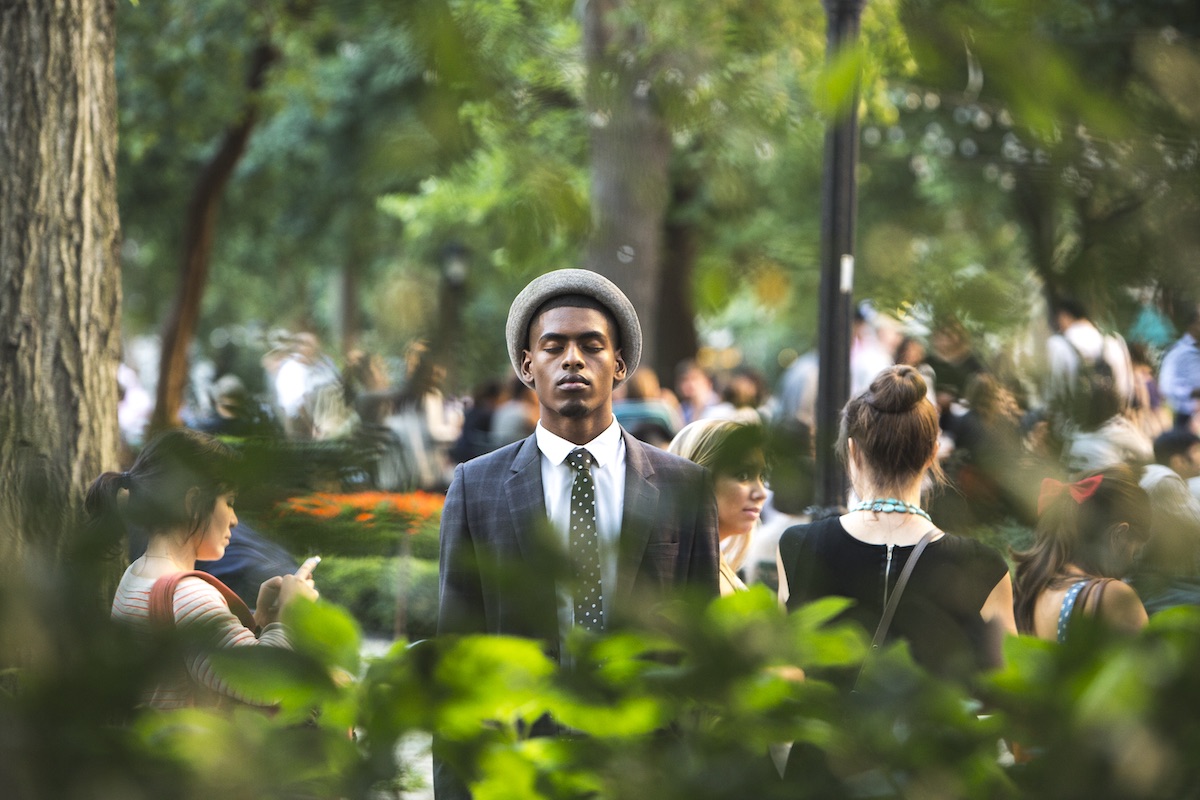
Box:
[0,0,121,586]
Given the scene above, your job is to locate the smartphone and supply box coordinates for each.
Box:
[296,555,322,580]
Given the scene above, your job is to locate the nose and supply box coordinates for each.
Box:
[230,509,238,529]
[561,341,584,368]
[750,477,767,500]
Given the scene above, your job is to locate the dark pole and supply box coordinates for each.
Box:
[814,0,865,510]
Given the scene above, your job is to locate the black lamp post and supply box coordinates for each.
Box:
[434,241,470,380]
[814,0,866,509]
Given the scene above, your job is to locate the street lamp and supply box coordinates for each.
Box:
[814,0,866,510]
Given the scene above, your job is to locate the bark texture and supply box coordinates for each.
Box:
[582,0,672,375]
[0,0,122,566]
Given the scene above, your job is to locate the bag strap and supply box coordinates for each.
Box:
[149,571,258,632]
[870,529,938,650]
[1073,577,1115,622]
[852,529,938,692]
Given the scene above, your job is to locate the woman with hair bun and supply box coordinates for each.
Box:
[669,419,769,596]
[777,365,1017,683]
[91,428,317,709]
[1013,465,1150,640]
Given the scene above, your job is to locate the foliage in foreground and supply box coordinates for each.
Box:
[5,574,1200,799]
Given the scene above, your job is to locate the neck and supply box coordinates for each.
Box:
[543,411,614,446]
[142,531,198,572]
[854,480,923,507]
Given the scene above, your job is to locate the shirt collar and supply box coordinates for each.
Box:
[535,417,622,468]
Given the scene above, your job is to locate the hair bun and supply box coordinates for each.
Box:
[866,364,927,414]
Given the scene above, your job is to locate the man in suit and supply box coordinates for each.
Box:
[435,269,720,797]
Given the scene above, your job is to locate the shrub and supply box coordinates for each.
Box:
[263,491,443,559]
[316,555,439,640]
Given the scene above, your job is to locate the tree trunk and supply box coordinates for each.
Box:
[582,0,672,376]
[657,177,700,379]
[0,0,121,590]
[149,42,277,432]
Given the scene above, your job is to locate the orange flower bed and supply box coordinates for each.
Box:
[276,491,444,531]
[269,491,445,557]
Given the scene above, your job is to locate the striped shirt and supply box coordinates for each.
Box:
[111,565,291,709]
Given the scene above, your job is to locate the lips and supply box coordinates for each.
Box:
[557,375,590,388]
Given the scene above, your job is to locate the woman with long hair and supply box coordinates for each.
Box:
[90,428,317,708]
[777,365,1017,683]
[669,419,768,596]
[1012,466,1151,640]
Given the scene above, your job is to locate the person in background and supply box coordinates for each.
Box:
[613,366,684,447]
[675,359,721,425]
[1044,297,1136,428]
[450,379,505,464]
[194,374,280,440]
[778,365,1016,685]
[93,428,317,709]
[490,375,540,448]
[669,420,769,596]
[1127,342,1171,441]
[708,366,770,425]
[1013,466,1151,640]
[1159,302,1200,429]
[1133,429,1200,613]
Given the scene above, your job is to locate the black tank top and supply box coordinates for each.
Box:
[779,516,1009,682]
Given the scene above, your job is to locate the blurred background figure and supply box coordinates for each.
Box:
[1127,342,1171,442]
[117,360,154,455]
[1159,302,1200,429]
[1043,297,1136,434]
[932,373,1035,529]
[1133,428,1200,613]
[193,374,280,440]
[490,375,539,448]
[614,366,683,447]
[450,379,506,464]
[265,331,353,440]
[708,365,769,425]
[674,359,721,425]
[342,349,395,426]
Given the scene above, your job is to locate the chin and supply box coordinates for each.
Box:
[558,400,590,418]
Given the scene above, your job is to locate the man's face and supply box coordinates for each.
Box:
[521,306,625,424]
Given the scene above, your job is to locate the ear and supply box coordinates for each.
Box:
[520,350,535,385]
[613,349,627,384]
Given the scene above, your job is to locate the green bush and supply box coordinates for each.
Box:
[316,555,439,640]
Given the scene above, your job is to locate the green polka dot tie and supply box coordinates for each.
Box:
[566,448,604,633]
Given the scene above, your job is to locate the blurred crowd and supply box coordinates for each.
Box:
[115,294,1200,612]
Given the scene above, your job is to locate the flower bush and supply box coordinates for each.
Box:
[264,491,444,559]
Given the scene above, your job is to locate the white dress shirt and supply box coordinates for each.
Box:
[535,418,626,636]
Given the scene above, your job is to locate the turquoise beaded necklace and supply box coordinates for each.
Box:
[849,498,932,523]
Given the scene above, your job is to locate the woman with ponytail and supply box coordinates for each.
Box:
[91,428,317,708]
[1012,465,1150,640]
[777,365,1017,684]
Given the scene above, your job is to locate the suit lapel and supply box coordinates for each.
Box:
[616,431,659,603]
[505,435,548,562]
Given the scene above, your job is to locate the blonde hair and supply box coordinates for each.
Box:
[668,419,765,570]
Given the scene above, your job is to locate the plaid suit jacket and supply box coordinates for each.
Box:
[436,427,720,656]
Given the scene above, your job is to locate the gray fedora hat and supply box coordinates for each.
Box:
[506,268,642,389]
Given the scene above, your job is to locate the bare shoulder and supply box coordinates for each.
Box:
[1096,579,1149,634]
